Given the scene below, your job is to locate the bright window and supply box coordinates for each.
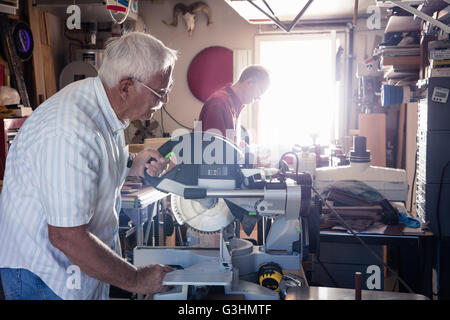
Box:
[255,33,341,163]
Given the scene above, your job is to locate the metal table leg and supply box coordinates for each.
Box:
[136,208,144,247]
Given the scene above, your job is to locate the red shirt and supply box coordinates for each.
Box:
[198,85,244,139]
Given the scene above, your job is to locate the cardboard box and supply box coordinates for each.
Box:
[381,56,420,69]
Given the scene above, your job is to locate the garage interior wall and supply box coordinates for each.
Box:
[47,1,388,144]
[138,0,259,135]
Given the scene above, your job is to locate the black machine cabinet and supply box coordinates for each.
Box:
[416,77,450,300]
[416,77,450,238]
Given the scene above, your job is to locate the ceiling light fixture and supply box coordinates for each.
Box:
[245,0,314,32]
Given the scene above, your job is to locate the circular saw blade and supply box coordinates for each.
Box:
[171,195,235,233]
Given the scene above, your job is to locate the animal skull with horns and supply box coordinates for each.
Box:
[162,1,212,36]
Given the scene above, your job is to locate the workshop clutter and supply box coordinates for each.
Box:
[319,180,399,232]
[427,40,450,78]
[0,86,31,118]
[372,15,421,85]
[0,62,27,118]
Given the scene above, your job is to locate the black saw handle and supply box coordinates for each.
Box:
[147,139,175,164]
[144,139,176,188]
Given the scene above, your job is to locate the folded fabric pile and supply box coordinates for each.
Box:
[320,180,399,232]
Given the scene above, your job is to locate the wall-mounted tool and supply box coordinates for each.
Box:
[0,17,34,108]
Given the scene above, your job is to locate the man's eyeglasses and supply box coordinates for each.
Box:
[128,77,172,101]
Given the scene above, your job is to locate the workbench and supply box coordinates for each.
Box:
[285,286,429,300]
[316,230,435,299]
[120,186,169,247]
[119,185,435,300]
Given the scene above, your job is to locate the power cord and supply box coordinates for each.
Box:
[278,152,339,288]
[436,160,450,240]
[311,186,415,294]
[280,151,299,181]
[162,104,193,131]
[434,161,450,300]
[409,148,418,213]
[160,108,165,135]
[316,255,340,287]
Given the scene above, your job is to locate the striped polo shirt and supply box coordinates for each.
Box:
[0,77,129,299]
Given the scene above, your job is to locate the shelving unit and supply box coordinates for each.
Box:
[0,0,18,15]
[374,14,421,85]
[378,0,450,33]
[374,0,450,300]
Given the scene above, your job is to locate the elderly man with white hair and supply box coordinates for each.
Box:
[0,32,177,300]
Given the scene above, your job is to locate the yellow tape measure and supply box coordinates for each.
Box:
[258,262,283,292]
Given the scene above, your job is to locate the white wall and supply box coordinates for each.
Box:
[140,2,387,139]
[47,1,385,141]
[139,0,259,135]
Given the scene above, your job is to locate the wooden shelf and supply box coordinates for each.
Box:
[378,0,450,34]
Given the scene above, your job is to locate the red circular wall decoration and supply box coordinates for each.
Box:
[187,46,233,102]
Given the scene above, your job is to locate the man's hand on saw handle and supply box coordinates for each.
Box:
[128,148,169,178]
[134,264,173,295]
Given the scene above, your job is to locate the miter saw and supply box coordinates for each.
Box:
[133,132,320,300]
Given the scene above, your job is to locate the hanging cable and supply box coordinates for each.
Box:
[280,151,299,181]
[311,186,415,294]
[409,148,418,213]
[436,161,450,240]
[316,255,340,287]
[160,108,166,135]
[162,104,193,131]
